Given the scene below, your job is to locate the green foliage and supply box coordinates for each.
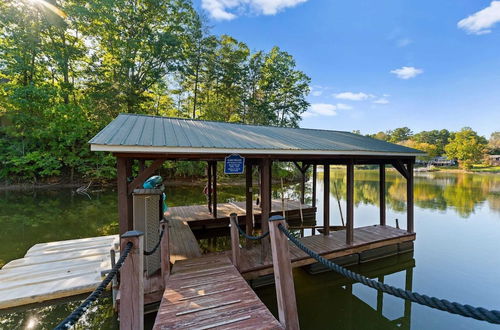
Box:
[445,127,488,169]
[488,131,500,154]
[0,0,310,183]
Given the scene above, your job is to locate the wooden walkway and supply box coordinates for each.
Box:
[235,225,415,279]
[153,254,283,329]
[169,218,202,264]
[169,199,316,231]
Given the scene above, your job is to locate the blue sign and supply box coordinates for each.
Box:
[224,154,245,174]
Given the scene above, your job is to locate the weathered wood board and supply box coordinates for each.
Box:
[153,254,283,329]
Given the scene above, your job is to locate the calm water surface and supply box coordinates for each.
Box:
[0,170,499,329]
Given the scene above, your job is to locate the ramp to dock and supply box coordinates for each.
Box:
[153,254,283,329]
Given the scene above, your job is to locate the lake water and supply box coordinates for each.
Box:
[0,170,499,329]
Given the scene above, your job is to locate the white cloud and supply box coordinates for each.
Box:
[336,103,352,110]
[396,38,412,47]
[311,90,323,97]
[309,103,337,116]
[373,98,389,104]
[458,1,500,35]
[333,92,372,101]
[390,66,423,79]
[304,103,353,117]
[202,0,308,20]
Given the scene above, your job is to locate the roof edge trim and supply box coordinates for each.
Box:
[90,144,424,157]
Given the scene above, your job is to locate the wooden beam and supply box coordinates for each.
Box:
[212,161,217,219]
[207,162,212,213]
[268,216,300,330]
[380,164,386,226]
[127,159,165,194]
[230,213,240,270]
[260,158,272,260]
[245,161,253,248]
[323,164,330,236]
[407,161,414,233]
[346,161,354,245]
[120,231,144,330]
[391,160,409,180]
[312,164,317,208]
[117,157,132,235]
[160,220,170,286]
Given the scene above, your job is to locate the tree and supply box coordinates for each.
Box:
[445,127,487,169]
[398,140,438,161]
[370,131,390,141]
[488,132,500,154]
[256,47,310,127]
[388,127,413,143]
[413,129,451,156]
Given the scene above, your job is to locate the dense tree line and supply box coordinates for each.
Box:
[0,0,310,183]
[368,127,499,169]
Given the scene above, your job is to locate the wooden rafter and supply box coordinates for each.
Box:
[127,159,166,194]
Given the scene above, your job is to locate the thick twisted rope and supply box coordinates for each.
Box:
[54,242,134,330]
[233,220,269,240]
[144,225,164,256]
[278,224,500,325]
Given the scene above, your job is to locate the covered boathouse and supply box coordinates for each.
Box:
[89,113,424,329]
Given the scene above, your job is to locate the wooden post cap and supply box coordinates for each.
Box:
[269,215,285,222]
[122,230,144,238]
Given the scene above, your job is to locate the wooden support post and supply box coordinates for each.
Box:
[312,164,317,208]
[160,219,170,285]
[117,157,132,235]
[268,215,300,330]
[120,230,144,330]
[207,162,212,213]
[245,161,253,248]
[379,163,386,226]
[323,164,330,236]
[376,276,384,314]
[346,161,354,245]
[212,161,217,219]
[407,161,414,233]
[229,213,240,270]
[404,267,414,329]
[260,158,272,260]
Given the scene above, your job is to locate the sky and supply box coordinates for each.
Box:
[193,0,500,137]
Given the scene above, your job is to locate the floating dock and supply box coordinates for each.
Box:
[0,235,118,309]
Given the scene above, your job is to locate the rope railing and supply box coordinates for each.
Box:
[277,223,500,325]
[144,225,164,256]
[233,219,269,240]
[54,241,134,330]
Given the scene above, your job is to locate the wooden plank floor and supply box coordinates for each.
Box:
[234,225,415,279]
[169,218,202,264]
[153,254,283,330]
[169,199,316,230]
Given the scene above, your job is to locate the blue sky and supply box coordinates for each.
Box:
[194,0,500,137]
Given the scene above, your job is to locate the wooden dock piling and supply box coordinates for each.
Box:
[120,230,144,330]
[269,215,300,330]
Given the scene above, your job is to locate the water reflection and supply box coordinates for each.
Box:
[323,169,500,218]
[1,171,499,329]
[255,252,415,330]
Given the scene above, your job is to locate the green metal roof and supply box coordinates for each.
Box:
[89,114,424,156]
